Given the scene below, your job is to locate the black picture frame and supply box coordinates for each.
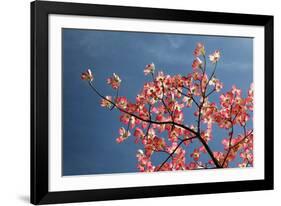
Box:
[31,0,274,204]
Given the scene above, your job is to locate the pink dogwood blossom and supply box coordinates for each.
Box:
[116,127,131,143]
[107,73,121,89]
[81,69,93,81]
[209,50,221,63]
[144,63,155,75]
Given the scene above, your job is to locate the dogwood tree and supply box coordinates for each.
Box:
[81,43,253,172]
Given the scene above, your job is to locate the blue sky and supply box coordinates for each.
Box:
[62,28,253,176]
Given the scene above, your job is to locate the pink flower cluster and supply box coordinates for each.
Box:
[81,42,254,172]
[81,69,93,81]
[107,73,121,89]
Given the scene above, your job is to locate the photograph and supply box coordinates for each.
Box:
[63,29,254,175]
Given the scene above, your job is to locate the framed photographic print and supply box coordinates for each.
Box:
[31,0,274,204]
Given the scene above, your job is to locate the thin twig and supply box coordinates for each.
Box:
[157,135,198,171]
[88,81,198,136]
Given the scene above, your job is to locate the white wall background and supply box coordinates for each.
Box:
[0,0,279,205]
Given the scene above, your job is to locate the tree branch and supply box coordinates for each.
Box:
[156,135,198,171]
[195,60,222,168]
[88,81,198,136]
[176,88,200,108]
